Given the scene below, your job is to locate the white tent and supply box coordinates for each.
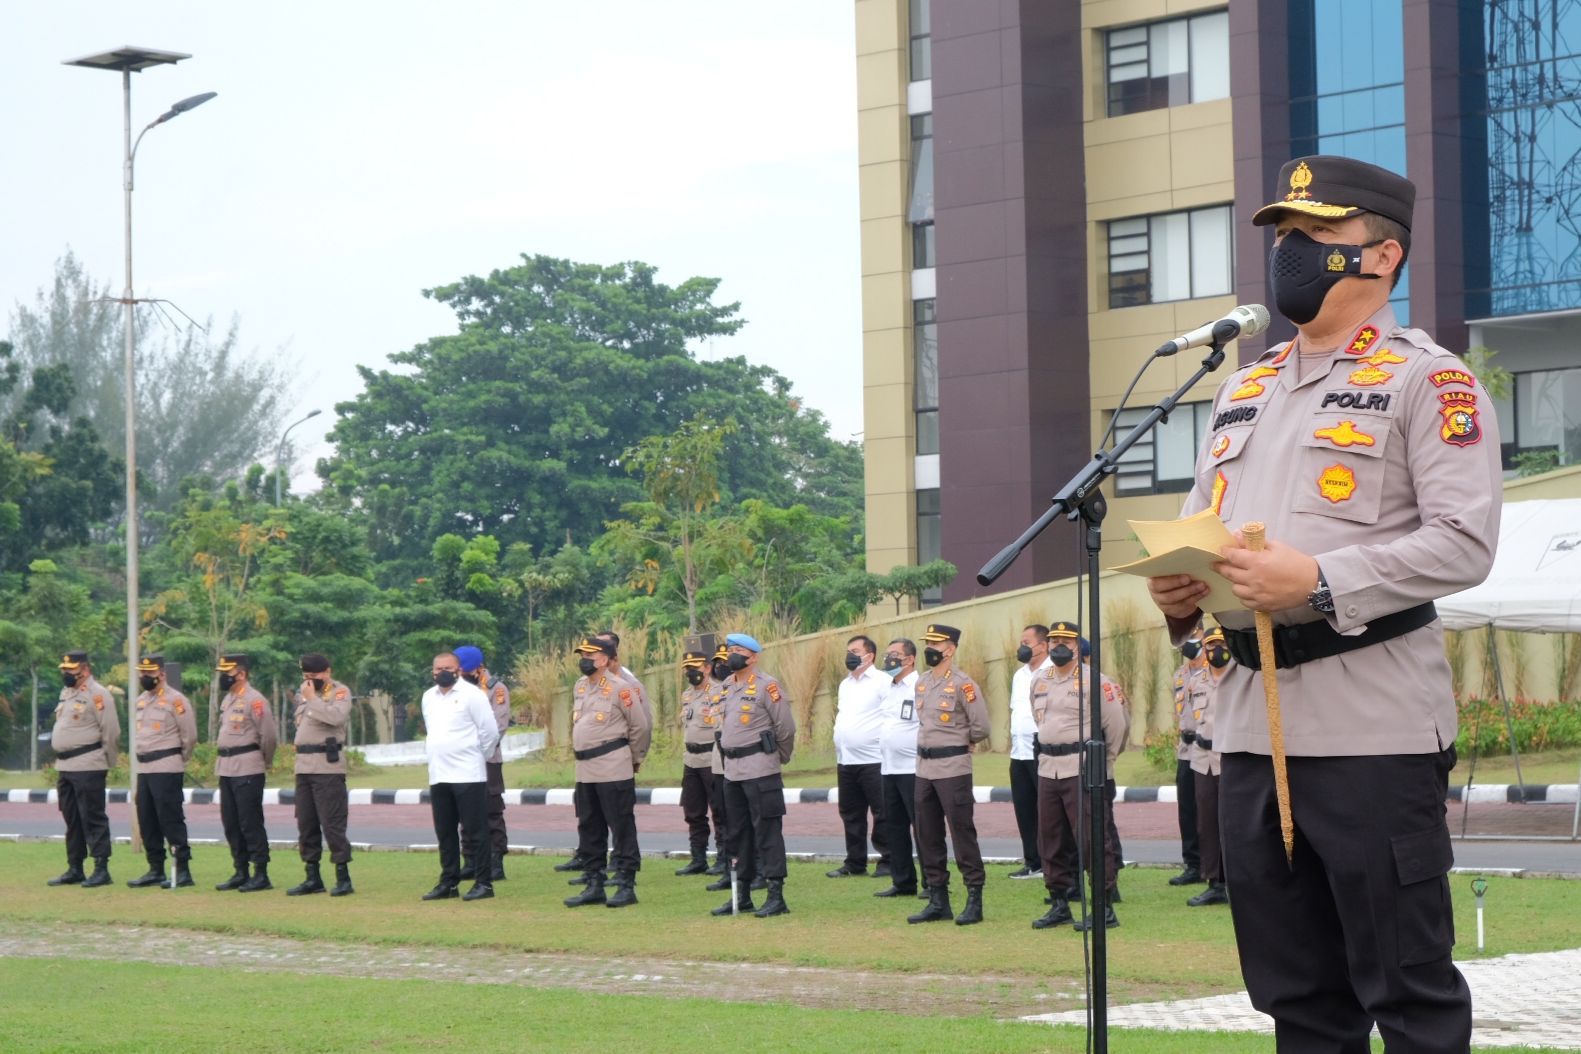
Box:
[1440,498,1581,632]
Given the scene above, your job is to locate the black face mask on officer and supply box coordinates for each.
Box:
[1180,640,1201,661]
[1015,644,1034,664]
[139,674,159,691]
[218,672,237,691]
[462,672,480,685]
[685,668,705,686]
[727,653,749,672]
[923,647,944,668]
[1268,228,1384,325]
[711,659,730,682]
[61,671,79,688]
[881,653,903,672]
[1050,644,1075,667]
[844,652,864,672]
[1207,647,1231,670]
[434,670,458,688]
[578,657,598,677]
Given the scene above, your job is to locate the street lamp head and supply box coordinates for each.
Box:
[154,91,218,125]
[63,46,191,73]
[306,408,323,420]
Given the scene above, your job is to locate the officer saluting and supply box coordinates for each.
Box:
[126,654,197,889]
[213,654,278,892]
[288,653,355,897]
[47,651,119,888]
[908,624,989,926]
[676,634,725,876]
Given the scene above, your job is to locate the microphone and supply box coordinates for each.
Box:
[1154,304,1270,357]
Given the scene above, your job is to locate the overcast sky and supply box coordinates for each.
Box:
[2,2,863,484]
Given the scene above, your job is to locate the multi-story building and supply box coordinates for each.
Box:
[856,0,1581,610]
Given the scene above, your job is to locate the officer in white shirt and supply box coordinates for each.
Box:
[874,639,921,899]
[829,635,893,878]
[1007,624,1051,879]
[419,651,500,903]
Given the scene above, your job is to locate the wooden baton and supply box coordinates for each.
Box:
[1240,521,1295,866]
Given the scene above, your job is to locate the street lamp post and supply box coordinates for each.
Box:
[65,47,215,852]
[275,410,323,506]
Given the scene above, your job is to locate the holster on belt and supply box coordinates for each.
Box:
[326,736,341,764]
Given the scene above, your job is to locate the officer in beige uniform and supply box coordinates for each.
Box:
[1169,626,1208,887]
[1148,156,1500,1053]
[703,642,737,886]
[564,637,651,909]
[908,624,990,926]
[213,653,278,892]
[713,633,795,918]
[1028,622,1126,931]
[288,653,355,897]
[47,651,119,888]
[1186,627,1229,908]
[676,635,725,876]
[126,654,197,889]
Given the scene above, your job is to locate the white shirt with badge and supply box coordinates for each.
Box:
[1009,655,1052,761]
[878,670,920,776]
[834,663,891,765]
[421,679,500,785]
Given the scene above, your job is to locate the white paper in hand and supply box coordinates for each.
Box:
[1110,509,1248,614]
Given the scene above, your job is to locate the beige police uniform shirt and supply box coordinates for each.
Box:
[717,669,796,782]
[216,685,279,777]
[571,671,652,783]
[51,677,119,772]
[134,685,196,774]
[293,678,352,775]
[482,673,511,765]
[680,682,717,770]
[1189,668,1225,777]
[1029,663,1126,780]
[914,665,989,780]
[707,679,728,777]
[1172,304,1502,757]
[1175,663,1209,761]
[610,665,653,727]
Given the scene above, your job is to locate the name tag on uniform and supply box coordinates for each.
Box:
[900,700,914,721]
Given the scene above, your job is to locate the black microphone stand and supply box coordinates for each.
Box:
[977,330,1233,1054]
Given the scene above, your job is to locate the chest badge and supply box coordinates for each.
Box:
[740,714,752,725]
[1313,420,1376,448]
[1347,364,1394,386]
[1317,463,1357,504]
[1210,433,1231,458]
[1230,366,1279,401]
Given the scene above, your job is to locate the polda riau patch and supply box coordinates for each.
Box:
[1439,392,1481,446]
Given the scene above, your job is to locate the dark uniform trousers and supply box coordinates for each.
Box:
[573,778,640,874]
[1037,775,1118,893]
[135,772,189,864]
[295,774,352,865]
[835,762,888,872]
[1176,758,1201,871]
[1104,779,1125,881]
[724,774,787,883]
[57,769,111,864]
[219,773,269,866]
[1008,757,1041,871]
[431,781,491,884]
[1194,770,1222,884]
[680,765,724,856]
[1221,749,1471,1054]
[485,761,508,860]
[881,772,917,892]
[914,774,983,889]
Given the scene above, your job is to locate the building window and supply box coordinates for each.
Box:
[1107,205,1233,308]
[908,114,933,225]
[916,487,942,603]
[1105,10,1229,118]
[909,0,931,82]
[1112,400,1213,496]
[1491,367,1581,470]
[914,299,939,456]
[913,222,935,268]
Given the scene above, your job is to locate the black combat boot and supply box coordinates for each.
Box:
[705,866,733,892]
[489,857,506,882]
[751,876,767,891]
[675,850,709,876]
[238,863,272,892]
[126,857,165,888]
[1109,884,1122,904]
[564,871,607,907]
[605,871,638,908]
[954,885,984,926]
[422,880,459,901]
[874,880,918,898]
[215,861,248,891]
[167,849,194,889]
[330,862,355,897]
[567,867,596,886]
[462,879,494,901]
[907,885,953,924]
[704,853,727,876]
[753,879,788,918]
[1033,896,1074,929]
[711,886,755,916]
[287,863,326,896]
[81,857,112,888]
[552,855,585,872]
[48,863,85,886]
[1168,866,1204,886]
[1073,903,1120,931]
[459,859,476,882]
[1187,881,1229,907]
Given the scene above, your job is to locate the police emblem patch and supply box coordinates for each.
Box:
[1211,433,1231,458]
[1439,392,1481,446]
[1230,366,1279,401]
[1348,365,1393,386]
[1317,463,1357,504]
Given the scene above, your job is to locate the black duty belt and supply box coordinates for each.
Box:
[720,741,767,760]
[684,741,715,754]
[1180,731,1197,745]
[1036,742,1081,757]
[217,743,260,758]
[918,745,969,760]
[1223,602,1438,672]
[296,744,329,754]
[136,747,181,763]
[1197,737,1214,750]
[574,737,630,761]
[53,742,101,761]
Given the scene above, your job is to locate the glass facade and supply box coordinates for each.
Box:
[914,299,938,456]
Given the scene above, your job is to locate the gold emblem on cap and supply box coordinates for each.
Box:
[1286,161,1314,201]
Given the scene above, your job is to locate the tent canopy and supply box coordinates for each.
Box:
[1438,498,1581,633]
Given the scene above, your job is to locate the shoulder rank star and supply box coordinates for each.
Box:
[1346,326,1380,356]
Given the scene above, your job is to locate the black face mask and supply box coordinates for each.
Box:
[1050,644,1074,666]
[1180,641,1201,661]
[923,648,944,668]
[578,658,598,677]
[139,675,158,692]
[218,672,237,691]
[685,669,705,686]
[434,670,458,688]
[881,654,903,672]
[62,672,79,688]
[711,661,730,682]
[727,653,749,672]
[462,672,480,685]
[844,653,863,671]
[305,677,326,694]
[1015,644,1034,664]
[1208,648,1231,669]
[1268,227,1383,325]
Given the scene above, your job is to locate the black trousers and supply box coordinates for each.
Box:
[1175,758,1201,870]
[57,769,111,864]
[485,761,508,859]
[681,765,723,855]
[914,773,982,889]
[572,778,640,874]
[219,773,269,866]
[1038,774,1119,893]
[135,772,189,863]
[430,781,491,885]
[295,774,352,865]
[1221,749,1470,1054]
[836,762,888,871]
[1194,769,1222,884]
[1104,778,1125,880]
[881,772,918,892]
[724,774,786,883]
[1008,757,1041,870]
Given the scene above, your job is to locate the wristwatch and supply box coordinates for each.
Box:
[1307,567,1335,614]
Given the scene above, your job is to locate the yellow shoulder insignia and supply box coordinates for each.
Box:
[766,682,782,703]
[961,682,976,703]
[335,688,349,701]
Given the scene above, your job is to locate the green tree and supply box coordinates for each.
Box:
[876,560,959,616]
